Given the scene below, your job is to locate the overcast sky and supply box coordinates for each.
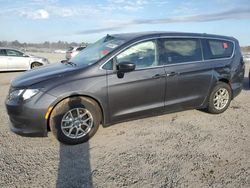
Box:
[1,0,250,45]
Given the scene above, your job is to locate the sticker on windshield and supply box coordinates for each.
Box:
[106,43,119,49]
[101,50,110,55]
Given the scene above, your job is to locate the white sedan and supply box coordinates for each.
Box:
[0,48,49,71]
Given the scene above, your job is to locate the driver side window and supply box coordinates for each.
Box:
[6,49,23,57]
[116,40,157,69]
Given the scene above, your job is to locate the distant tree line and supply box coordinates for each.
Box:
[0,40,88,52]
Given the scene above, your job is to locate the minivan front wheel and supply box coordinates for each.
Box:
[49,97,101,145]
[207,82,232,114]
[61,108,94,139]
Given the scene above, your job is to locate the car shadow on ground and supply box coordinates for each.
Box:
[57,143,93,188]
[55,96,93,188]
[0,70,24,73]
[242,77,249,91]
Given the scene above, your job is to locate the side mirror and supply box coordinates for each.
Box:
[23,54,29,57]
[117,61,135,73]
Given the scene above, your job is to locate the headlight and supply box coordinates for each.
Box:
[42,58,49,63]
[22,89,39,100]
[9,89,24,100]
[9,89,39,101]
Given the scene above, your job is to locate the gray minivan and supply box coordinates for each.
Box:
[5,32,245,145]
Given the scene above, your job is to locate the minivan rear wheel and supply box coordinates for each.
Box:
[207,82,232,114]
[49,97,101,145]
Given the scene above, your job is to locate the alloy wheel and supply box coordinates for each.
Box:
[61,108,93,139]
[213,88,229,110]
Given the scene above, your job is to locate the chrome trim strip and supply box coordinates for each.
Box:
[100,36,235,70]
[131,60,205,71]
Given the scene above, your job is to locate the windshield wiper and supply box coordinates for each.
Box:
[67,61,77,66]
[61,60,77,66]
[104,34,115,42]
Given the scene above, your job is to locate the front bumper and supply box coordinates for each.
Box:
[5,92,57,137]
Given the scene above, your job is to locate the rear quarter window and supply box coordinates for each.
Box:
[205,39,234,60]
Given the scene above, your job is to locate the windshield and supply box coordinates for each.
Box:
[70,35,125,66]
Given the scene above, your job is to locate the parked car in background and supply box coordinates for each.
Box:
[243,53,250,62]
[249,68,250,87]
[5,32,245,145]
[65,46,86,60]
[0,48,49,71]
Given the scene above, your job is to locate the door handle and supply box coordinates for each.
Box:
[152,74,165,79]
[166,72,179,77]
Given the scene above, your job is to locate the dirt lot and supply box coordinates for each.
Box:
[0,59,250,187]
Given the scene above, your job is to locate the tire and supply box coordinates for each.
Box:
[49,97,101,145]
[31,62,42,69]
[207,82,232,114]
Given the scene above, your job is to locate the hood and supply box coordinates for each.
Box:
[27,54,43,59]
[11,63,81,88]
[28,54,39,58]
[28,54,47,61]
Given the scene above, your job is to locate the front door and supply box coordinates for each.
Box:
[107,40,166,122]
[6,49,30,70]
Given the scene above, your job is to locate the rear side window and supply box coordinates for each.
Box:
[160,38,202,64]
[205,39,234,59]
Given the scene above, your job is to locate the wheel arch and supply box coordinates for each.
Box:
[46,94,105,131]
[218,78,233,98]
[218,78,230,85]
[201,76,231,108]
[30,61,42,69]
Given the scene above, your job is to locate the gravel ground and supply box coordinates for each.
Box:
[0,63,250,188]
